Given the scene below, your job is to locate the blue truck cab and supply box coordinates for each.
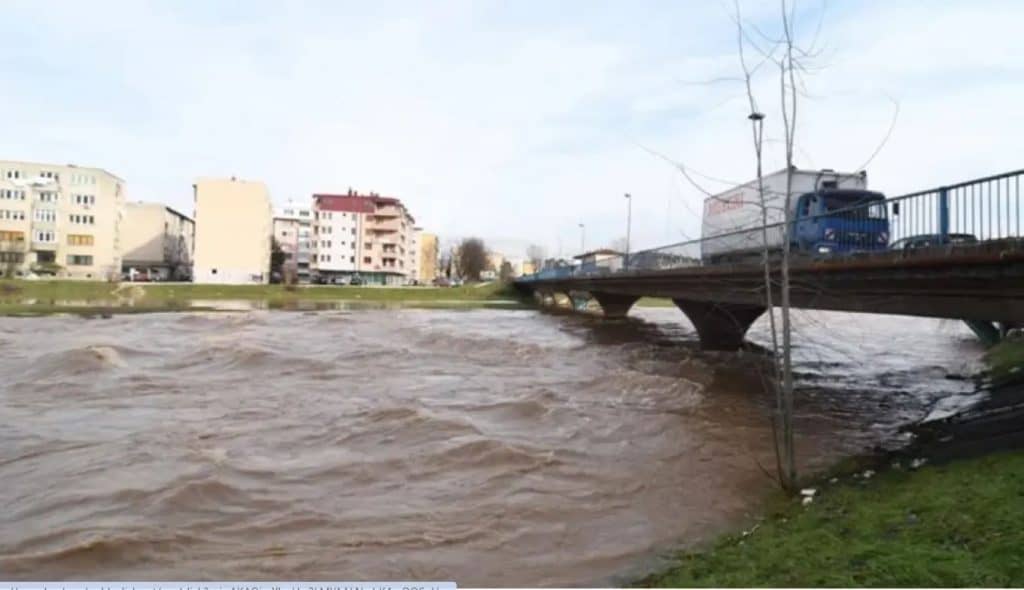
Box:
[792,189,890,256]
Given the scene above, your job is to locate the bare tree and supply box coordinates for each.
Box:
[732,0,806,491]
[456,237,488,282]
[734,0,789,489]
[499,260,514,282]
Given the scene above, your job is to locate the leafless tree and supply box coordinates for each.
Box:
[731,0,806,490]
[456,237,488,282]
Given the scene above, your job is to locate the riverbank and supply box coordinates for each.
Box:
[643,341,1024,587]
[985,339,1024,386]
[0,279,526,315]
[641,449,1024,586]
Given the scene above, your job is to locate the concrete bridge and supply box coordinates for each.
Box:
[515,169,1024,350]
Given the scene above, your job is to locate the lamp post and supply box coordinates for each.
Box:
[624,192,632,269]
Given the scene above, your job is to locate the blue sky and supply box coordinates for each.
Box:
[2,0,1022,257]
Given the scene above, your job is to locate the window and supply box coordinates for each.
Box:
[1,210,25,220]
[350,256,355,263]
[66,254,93,266]
[364,242,371,250]
[5,170,21,180]
[2,189,25,200]
[38,191,58,203]
[33,230,55,243]
[73,194,96,205]
[351,228,356,235]
[0,230,25,242]
[40,170,59,181]
[69,214,95,224]
[363,256,371,264]
[36,250,55,263]
[0,251,24,263]
[33,209,56,223]
[68,234,94,246]
[211,269,218,275]
[299,210,309,217]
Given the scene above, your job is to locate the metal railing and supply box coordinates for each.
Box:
[520,168,1024,281]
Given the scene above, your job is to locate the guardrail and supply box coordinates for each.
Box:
[520,168,1024,281]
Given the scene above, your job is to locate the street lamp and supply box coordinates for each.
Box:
[624,192,632,268]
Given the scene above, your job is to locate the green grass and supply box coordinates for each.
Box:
[641,450,1024,587]
[984,339,1024,385]
[636,297,675,307]
[0,279,525,315]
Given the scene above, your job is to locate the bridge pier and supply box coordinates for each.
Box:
[569,291,592,313]
[591,292,640,319]
[673,299,765,351]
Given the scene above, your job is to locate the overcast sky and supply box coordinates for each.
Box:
[2,0,1021,257]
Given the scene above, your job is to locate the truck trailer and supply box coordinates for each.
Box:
[700,168,889,263]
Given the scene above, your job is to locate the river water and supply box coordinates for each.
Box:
[0,307,983,585]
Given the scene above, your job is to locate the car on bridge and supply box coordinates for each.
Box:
[890,233,978,253]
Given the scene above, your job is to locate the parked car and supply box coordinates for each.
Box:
[349,275,364,286]
[433,277,451,287]
[890,233,978,252]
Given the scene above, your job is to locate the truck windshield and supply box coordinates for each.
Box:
[822,191,886,220]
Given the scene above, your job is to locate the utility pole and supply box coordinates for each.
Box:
[624,192,632,268]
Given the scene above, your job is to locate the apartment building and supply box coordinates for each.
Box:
[0,160,125,280]
[273,203,313,283]
[122,202,194,281]
[408,227,422,284]
[310,190,417,285]
[192,177,273,284]
[418,232,439,283]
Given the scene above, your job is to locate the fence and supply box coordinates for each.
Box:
[520,168,1024,281]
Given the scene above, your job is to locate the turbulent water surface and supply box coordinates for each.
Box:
[0,307,983,585]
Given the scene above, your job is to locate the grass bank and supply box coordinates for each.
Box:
[641,450,1024,587]
[985,339,1024,386]
[0,279,524,315]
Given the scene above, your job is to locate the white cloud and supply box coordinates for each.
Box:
[1,0,1022,258]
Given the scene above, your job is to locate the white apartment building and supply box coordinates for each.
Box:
[310,190,417,285]
[0,160,125,280]
[122,202,194,281]
[192,177,273,284]
[274,202,313,283]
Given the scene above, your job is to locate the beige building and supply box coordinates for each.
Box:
[0,159,125,280]
[122,202,194,280]
[310,190,418,285]
[192,177,273,284]
[418,232,439,283]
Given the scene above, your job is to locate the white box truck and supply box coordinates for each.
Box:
[700,168,889,263]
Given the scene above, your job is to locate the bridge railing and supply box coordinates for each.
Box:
[520,168,1024,281]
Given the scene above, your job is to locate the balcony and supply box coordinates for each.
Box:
[366,217,402,232]
[374,204,403,218]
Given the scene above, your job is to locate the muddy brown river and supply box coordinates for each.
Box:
[0,307,983,585]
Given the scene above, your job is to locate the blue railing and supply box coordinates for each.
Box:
[520,168,1024,281]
